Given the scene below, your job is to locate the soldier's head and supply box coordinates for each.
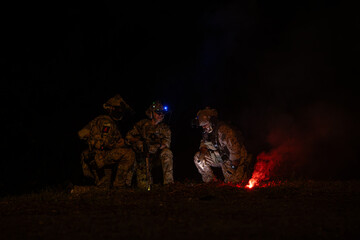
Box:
[145,100,168,125]
[196,107,218,133]
[103,94,133,121]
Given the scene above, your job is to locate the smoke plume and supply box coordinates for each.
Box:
[247,101,358,186]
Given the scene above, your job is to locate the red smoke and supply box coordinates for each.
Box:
[246,138,302,188]
[246,101,354,188]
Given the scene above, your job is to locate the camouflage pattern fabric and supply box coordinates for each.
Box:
[78,114,135,188]
[194,121,253,184]
[126,119,174,187]
[135,161,149,189]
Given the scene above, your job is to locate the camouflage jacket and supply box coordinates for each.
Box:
[125,119,171,153]
[78,115,124,150]
[200,121,247,163]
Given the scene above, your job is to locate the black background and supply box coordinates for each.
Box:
[2,0,359,190]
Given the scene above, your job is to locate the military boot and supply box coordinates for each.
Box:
[96,168,112,188]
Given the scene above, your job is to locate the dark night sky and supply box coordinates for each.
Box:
[1,1,359,189]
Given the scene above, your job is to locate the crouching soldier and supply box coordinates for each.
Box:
[78,94,136,189]
[193,107,253,184]
[126,100,174,190]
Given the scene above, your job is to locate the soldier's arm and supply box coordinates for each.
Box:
[221,125,245,162]
[125,121,145,151]
[78,122,92,140]
[160,126,171,149]
[197,140,209,162]
[125,123,140,143]
[111,123,126,148]
[199,139,208,151]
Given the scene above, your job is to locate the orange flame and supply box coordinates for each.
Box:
[245,148,282,189]
[245,178,257,189]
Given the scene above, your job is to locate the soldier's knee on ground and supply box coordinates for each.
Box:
[194,152,201,164]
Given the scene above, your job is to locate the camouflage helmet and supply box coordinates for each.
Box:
[196,107,218,126]
[145,100,168,119]
[103,94,126,108]
[103,94,133,120]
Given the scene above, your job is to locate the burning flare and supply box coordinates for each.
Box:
[246,138,298,188]
[245,178,257,189]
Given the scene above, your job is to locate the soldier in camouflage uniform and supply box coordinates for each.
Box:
[193,107,253,184]
[125,101,174,189]
[78,94,136,189]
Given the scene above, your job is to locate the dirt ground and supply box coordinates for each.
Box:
[1,180,360,239]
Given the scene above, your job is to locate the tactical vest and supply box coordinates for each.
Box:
[88,115,122,150]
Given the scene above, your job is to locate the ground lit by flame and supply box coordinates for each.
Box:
[219,180,283,190]
[219,138,295,189]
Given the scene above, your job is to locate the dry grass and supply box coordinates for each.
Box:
[1,180,360,239]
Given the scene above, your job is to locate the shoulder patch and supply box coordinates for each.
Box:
[102,123,111,133]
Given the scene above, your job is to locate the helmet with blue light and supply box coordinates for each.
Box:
[145,100,169,119]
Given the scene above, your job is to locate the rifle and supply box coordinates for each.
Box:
[135,126,165,190]
[143,141,153,191]
[134,126,156,191]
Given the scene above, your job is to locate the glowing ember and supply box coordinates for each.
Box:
[245,178,257,189]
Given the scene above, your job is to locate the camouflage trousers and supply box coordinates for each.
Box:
[136,147,174,189]
[194,151,253,184]
[81,147,136,188]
